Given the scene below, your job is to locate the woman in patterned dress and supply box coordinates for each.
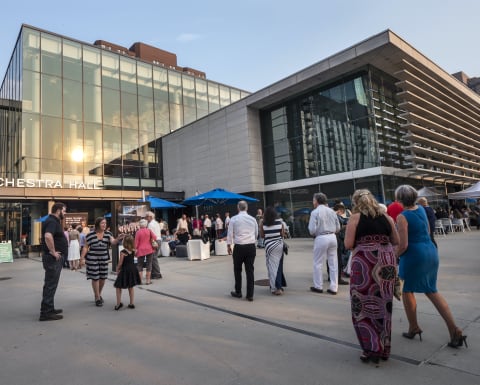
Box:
[260,206,286,295]
[81,217,124,307]
[344,189,399,363]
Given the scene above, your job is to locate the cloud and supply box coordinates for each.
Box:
[176,33,202,42]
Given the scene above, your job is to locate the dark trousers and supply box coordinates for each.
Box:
[151,249,162,277]
[232,243,256,298]
[40,254,63,315]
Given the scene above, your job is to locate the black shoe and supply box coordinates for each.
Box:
[230,291,242,298]
[246,297,253,302]
[339,280,349,285]
[53,308,63,314]
[114,303,123,311]
[327,289,337,295]
[152,274,162,279]
[310,287,323,293]
[39,313,63,321]
[95,299,103,307]
[128,304,135,309]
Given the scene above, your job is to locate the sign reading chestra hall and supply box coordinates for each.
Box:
[0,178,101,189]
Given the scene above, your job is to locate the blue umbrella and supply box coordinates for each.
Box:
[139,195,185,209]
[183,188,258,206]
[35,214,50,222]
[104,212,112,218]
[294,208,311,216]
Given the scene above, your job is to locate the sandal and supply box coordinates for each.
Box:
[114,303,123,311]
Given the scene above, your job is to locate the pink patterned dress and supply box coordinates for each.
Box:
[350,214,396,360]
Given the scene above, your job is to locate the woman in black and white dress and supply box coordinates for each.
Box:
[260,206,286,295]
[81,217,124,306]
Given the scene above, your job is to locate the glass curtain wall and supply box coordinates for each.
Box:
[0,26,249,191]
[261,67,408,186]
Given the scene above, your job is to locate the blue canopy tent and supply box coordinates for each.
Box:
[139,195,185,209]
[294,208,311,216]
[183,188,258,206]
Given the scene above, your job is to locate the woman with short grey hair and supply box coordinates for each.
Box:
[135,219,157,285]
[396,184,467,348]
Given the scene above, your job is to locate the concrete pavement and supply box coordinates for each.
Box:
[1,230,479,385]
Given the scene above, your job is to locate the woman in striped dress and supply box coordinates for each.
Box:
[260,206,286,295]
[81,217,124,306]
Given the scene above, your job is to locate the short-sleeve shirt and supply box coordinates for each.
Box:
[42,215,68,257]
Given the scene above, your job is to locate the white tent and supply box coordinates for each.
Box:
[417,186,442,198]
[448,181,480,199]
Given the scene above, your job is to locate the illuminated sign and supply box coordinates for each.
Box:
[0,178,101,189]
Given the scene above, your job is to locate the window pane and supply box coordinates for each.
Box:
[138,96,154,131]
[41,116,62,172]
[153,67,168,102]
[63,79,82,121]
[84,84,102,123]
[168,71,182,104]
[22,28,40,72]
[102,51,120,90]
[219,85,231,107]
[121,92,138,129]
[137,62,153,97]
[154,100,169,136]
[120,57,137,94]
[22,70,40,113]
[102,88,120,126]
[41,33,62,76]
[63,40,82,81]
[103,125,122,164]
[230,88,241,103]
[195,78,208,110]
[63,119,84,175]
[122,128,138,155]
[83,46,101,85]
[41,74,62,117]
[182,74,196,107]
[208,82,220,112]
[183,106,196,125]
[84,122,103,164]
[22,112,40,158]
[169,103,183,131]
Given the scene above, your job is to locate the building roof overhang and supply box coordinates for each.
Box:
[246,30,480,110]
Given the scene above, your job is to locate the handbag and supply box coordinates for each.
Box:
[283,242,289,255]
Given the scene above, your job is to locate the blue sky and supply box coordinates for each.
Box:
[1,0,479,92]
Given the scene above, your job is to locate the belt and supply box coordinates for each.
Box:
[317,232,334,236]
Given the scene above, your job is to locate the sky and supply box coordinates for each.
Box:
[1,0,479,92]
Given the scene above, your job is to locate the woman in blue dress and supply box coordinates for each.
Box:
[396,185,467,348]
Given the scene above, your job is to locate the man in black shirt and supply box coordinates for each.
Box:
[39,202,68,321]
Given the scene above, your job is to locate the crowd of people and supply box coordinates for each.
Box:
[39,190,471,364]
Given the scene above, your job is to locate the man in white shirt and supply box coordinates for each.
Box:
[308,193,340,295]
[227,201,258,301]
[146,211,162,279]
[224,212,230,230]
[215,213,224,238]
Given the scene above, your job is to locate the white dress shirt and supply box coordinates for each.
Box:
[308,205,340,237]
[227,211,258,245]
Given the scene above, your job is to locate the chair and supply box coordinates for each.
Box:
[451,218,465,232]
[440,218,453,233]
[187,240,210,260]
[160,241,171,257]
[434,220,446,237]
[215,239,228,255]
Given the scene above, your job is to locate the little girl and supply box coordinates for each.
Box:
[113,235,141,310]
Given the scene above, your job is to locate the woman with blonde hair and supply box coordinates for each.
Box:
[344,189,399,363]
[395,184,467,348]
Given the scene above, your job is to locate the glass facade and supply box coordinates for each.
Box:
[0,26,249,190]
[260,68,410,185]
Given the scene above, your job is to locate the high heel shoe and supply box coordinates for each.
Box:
[448,329,468,348]
[402,328,423,341]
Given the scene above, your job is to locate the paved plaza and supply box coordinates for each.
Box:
[1,230,479,385]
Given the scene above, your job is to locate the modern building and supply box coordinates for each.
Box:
[0,24,249,243]
[1,26,479,242]
[162,29,480,235]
